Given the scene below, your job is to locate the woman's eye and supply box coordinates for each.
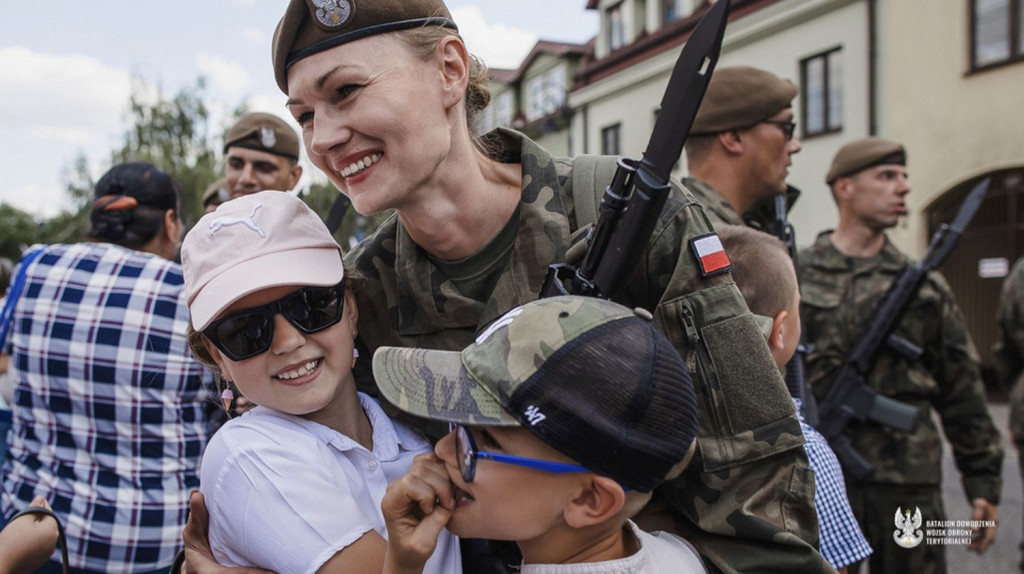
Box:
[337,84,361,100]
[295,111,314,127]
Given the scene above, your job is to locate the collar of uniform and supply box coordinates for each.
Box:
[391,129,570,335]
[681,177,743,226]
[809,230,907,273]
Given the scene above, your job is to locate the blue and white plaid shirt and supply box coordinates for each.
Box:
[795,399,873,569]
[1,243,216,572]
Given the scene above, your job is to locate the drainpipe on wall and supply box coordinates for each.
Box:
[867,0,877,136]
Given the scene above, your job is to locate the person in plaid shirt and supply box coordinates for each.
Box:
[0,162,217,573]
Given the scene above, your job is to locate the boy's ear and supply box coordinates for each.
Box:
[563,476,627,528]
[768,310,788,353]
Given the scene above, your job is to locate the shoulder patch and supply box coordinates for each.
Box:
[689,233,732,278]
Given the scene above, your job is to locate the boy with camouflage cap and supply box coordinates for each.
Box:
[373,296,706,573]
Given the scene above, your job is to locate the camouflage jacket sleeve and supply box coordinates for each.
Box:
[928,272,1004,503]
[564,162,829,573]
[799,233,1002,503]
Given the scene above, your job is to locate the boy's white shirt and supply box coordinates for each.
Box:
[519,520,707,573]
[200,393,461,574]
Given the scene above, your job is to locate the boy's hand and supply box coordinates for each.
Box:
[381,453,455,573]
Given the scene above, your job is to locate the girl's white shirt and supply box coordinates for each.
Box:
[201,392,461,574]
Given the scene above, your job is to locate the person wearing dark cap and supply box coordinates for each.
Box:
[375,296,706,573]
[798,138,1003,574]
[181,2,830,573]
[684,65,802,227]
[223,112,303,199]
[201,176,230,214]
[0,163,216,572]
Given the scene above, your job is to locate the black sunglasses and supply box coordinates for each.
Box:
[761,119,797,141]
[204,280,345,361]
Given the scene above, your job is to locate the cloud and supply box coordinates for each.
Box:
[196,53,256,100]
[242,27,265,44]
[0,47,131,146]
[450,6,536,70]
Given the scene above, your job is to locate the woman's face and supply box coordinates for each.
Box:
[285,33,465,216]
[205,285,358,423]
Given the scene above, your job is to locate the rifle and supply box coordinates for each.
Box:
[815,178,991,480]
[770,190,819,427]
[541,0,729,299]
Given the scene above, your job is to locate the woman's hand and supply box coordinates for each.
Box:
[0,496,59,574]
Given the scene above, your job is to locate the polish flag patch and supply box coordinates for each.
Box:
[689,233,732,278]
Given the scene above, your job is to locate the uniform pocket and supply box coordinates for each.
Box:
[656,284,804,473]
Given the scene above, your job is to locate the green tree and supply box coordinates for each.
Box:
[112,77,219,229]
[0,203,40,261]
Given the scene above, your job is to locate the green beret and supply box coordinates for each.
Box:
[826,137,906,184]
[272,0,458,94]
[223,112,300,160]
[690,66,798,135]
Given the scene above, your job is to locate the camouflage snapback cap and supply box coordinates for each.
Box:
[373,296,699,492]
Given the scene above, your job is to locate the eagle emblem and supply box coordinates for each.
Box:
[893,506,924,548]
[259,126,276,149]
[312,0,352,28]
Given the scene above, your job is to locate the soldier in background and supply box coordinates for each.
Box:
[799,137,1003,573]
[222,112,302,198]
[201,177,229,213]
[683,65,802,228]
[993,255,1024,571]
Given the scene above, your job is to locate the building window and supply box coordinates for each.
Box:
[800,48,843,138]
[972,0,1024,68]
[601,124,621,155]
[607,3,626,51]
[494,92,513,128]
[662,0,694,25]
[525,65,567,122]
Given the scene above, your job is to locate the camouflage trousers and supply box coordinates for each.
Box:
[846,482,947,574]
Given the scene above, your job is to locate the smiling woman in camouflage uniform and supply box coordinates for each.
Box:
[184,1,831,572]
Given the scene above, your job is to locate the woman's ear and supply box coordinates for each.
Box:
[437,35,470,109]
[563,476,627,529]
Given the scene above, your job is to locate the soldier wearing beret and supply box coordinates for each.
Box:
[223,112,303,199]
[684,65,802,228]
[200,177,229,214]
[799,137,1004,573]
[182,1,830,572]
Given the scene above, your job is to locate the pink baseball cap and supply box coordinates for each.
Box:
[181,190,344,331]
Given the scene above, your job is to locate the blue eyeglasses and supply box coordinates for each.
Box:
[453,424,591,483]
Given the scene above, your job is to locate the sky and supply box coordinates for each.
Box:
[0,1,598,219]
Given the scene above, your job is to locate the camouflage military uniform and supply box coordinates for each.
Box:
[799,231,1003,574]
[993,256,1024,570]
[682,177,744,226]
[348,128,830,573]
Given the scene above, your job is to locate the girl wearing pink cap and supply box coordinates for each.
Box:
[180,191,459,573]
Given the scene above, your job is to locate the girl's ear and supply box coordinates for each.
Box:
[203,336,231,382]
[563,476,627,529]
[343,287,358,336]
[436,35,469,110]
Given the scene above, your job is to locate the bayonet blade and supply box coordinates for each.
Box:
[639,0,730,183]
[949,178,990,234]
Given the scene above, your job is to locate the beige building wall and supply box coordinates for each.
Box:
[885,0,1024,255]
[572,0,873,248]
